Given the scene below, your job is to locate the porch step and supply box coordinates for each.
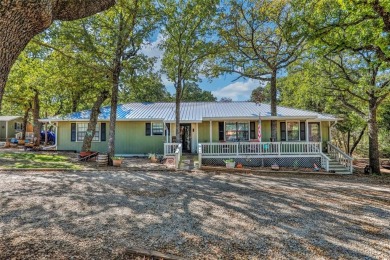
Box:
[179,154,199,170]
[325,156,352,174]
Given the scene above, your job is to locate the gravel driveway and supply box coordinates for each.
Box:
[0,170,389,259]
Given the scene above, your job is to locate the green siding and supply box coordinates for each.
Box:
[261,120,272,142]
[212,122,219,142]
[58,121,165,154]
[0,119,22,141]
[198,122,210,142]
[115,121,165,154]
[57,122,109,152]
[321,121,329,142]
[58,119,333,154]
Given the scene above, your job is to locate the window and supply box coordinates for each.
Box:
[146,122,164,136]
[14,122,23,131]
[225,122,249,141]
[77,123,100,141]
[152,123,164,135]
[287,121,299,141]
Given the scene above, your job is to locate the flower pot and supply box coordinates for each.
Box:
[236,163,243,168]
[150,157,158,163]
[113,159,122,167]
[225,162,235,168]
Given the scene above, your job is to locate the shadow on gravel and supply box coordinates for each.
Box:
[0,170,389,259]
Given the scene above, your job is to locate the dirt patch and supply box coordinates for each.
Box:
[0,169,389,259]
[353,158,390,174]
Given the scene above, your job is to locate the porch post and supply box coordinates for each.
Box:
[5,121,8,141]
[209,121,212,143]
[305,120,309,142]
[55,122,58,149]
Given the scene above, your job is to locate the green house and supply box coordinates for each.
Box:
[42,102,355,173]
[42,102,335,151]
[0,116,24,142]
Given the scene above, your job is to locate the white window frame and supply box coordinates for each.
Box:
[286,120,300,142]
[152,122,164,136]
[146,122,165,136]
[15,122,23,131]
[76,122,101,142]
[225,121,250,141]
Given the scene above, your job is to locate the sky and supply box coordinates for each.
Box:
[141,34,263,101]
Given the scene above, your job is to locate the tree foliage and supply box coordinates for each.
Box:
[160,0,219,142]
[216,0,305,140]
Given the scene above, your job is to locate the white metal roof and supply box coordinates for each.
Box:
[0,116,22,122]
[45,102,339,122]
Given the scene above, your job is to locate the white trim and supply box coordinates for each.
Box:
[196,123,199,153]
[55,123,58,149]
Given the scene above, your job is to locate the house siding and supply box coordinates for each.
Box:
[57,121,165,154]
[115,121,165,154]
[0,119,23,141]
[57,122,109,152]
[321,121,329,143]
[57,119,332,154]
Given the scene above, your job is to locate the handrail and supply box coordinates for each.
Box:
[174,144,182,169]
[327,142,353,160]
[319,152,331,171]
[198,144,202,168]
[164,142,180,156]
[327,142,353,173]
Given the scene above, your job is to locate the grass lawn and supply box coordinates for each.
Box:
[0,152,80,169]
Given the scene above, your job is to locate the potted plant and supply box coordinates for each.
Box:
[224,159,236,168]
[148,153,158,163]
[112,156,124,167]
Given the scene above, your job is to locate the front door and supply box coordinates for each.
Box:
[308,122,320,142]
[180,124,191,153]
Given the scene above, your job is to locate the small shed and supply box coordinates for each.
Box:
[0,116,23,141]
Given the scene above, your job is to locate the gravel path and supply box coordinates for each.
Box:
[0,170,389,259]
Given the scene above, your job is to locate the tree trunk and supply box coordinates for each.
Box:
[349,124,367,155]
[175,78,182,144]
[21,107,31,140]
[0,0,115,112]
[107,13,124,165]
[368,99,380,174]
[270,70,277,141]
[347,130,351,154]
[81,90,109,152]
[32,91,41,146]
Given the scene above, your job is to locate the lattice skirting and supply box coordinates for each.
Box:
[202,157,322,168]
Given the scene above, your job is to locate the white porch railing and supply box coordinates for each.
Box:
[199,142,322,156]
[327,142,353,174]
[164,143,181,156]
[320,152,330,172]
[15,132,34,140]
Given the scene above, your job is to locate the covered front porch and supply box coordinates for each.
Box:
[164,141,353,174]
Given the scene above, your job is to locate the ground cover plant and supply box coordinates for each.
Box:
[0,152,80,169]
